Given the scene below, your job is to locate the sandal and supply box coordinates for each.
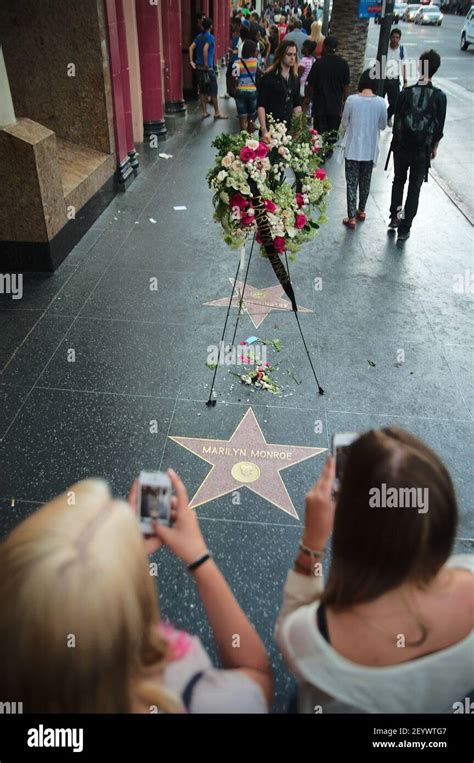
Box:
[356,210,366,221]
[214,114,229,120]
[343,217,356,229]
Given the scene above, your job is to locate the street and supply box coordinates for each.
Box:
[366,14,474,222]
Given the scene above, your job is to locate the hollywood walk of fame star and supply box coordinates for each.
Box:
[169,408,326,518]
[204,279,313,330]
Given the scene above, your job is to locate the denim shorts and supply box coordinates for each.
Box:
[235,89,257,118]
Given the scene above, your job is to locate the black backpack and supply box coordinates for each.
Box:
[395,85,438,150]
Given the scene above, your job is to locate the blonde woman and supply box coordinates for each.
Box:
[0,469,272,713]
[310,19,325,59]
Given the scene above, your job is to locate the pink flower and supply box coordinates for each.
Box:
[239,355,250,363]
[239,341,247,346]
[264,361,270,367]
[314,168,327,181]
[309,128,318,135]
[295,193,305,208]
[255,142,269,159]
[229,193,247,210]
[240,146,255,162]
[295,213,307,230]
[311,146,320,153]
[264,199,277,213]
[240,214,254,226]
[274,236,286,254]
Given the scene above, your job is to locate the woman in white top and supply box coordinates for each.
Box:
[275,428,474,713]
[340,68,387,229]
[0,469,272,713]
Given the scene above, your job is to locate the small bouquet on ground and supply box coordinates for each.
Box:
[207,116,331,258]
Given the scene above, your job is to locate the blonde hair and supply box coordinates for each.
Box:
[310,20,325,45]
[0,480,181,713]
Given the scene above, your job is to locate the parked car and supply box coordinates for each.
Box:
[394,3,408,21]
[414,5,444,23]
[461,5,474,49]
[404,4,423,21]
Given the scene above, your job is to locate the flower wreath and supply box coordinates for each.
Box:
[207,114,332,258]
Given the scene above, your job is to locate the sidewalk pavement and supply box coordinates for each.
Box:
[0,90,472,711]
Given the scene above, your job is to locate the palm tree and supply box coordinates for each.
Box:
[329,0,370,92]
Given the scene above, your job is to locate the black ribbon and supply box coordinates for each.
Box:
[248,178,298,313]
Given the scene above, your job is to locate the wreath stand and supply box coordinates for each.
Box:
[206,231,324,407]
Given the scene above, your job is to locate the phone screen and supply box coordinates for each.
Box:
[139,478,171,527]
[335,445,350,486]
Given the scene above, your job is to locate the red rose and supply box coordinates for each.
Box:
[295,213,307,230]
[256,231,264,245]
[240,214,254,226]
[255,142,269,159]
[264,199,277,213]
[274,236,286,254]
[314,168,327,180]
[240,147,255,162]
[229,193,248,210]
[295,193,304,208]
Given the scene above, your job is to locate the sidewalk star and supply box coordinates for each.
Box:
[169,408,326,517]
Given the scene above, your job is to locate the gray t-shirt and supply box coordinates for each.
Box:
[341,93,387,164]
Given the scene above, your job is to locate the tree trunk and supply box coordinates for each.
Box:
[329,0,370,93]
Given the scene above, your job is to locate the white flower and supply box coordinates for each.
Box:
[220,191,230,203]
[247,208,255,217]
[222,154,233,168]
[231,159,243,172]
[217,170,227,182]
[246,139,259,150]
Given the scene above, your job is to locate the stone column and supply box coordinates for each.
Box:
[161,0,186,114]
[104,0,134,188]
[135,0,167,140]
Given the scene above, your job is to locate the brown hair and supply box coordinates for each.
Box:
[267,40,299,77]
[322,428,457,611]
[0,480,181,713]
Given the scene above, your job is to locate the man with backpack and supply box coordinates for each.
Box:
[388,50,447,242]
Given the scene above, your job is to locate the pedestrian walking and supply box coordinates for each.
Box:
[339,69,387,229]
[305,36,350,155]
[388,50,447,241]
[233,40,259,133]
[309,19,325,59]
[383,28,407,127]
[284,18,308,59]
[257,40,302,138]
[189,18,228,120]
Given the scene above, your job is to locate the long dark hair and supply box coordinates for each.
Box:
[267,40,298,76]
[322,428,457,611]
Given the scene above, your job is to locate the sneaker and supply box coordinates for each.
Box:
[388,217,399,231]
[397,229,410,242]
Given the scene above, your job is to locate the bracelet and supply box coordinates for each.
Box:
[187,550,212,572]
[299,542,325,560]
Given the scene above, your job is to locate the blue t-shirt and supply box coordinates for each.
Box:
[194,31,215,67]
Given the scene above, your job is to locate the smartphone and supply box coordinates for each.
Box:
[138,471,172,534]
[331,433,359,493]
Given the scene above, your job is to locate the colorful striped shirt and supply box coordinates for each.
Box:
[234,58,258,92]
